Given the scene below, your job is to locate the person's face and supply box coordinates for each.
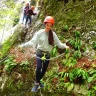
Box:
[45,22,53,32]
[26,3,29,6]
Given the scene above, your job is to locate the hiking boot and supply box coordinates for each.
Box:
[31,85,39,92]
[40,83,44,88]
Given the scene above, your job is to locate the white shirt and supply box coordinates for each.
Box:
[21,29,68,52]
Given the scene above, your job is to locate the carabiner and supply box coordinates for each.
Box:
[41,53,46,61]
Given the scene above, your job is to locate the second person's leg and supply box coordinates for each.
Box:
[31,57,42,92]
[40,59,50,80]
[36,57,42,84]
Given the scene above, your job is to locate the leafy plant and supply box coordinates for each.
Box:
[68,30,82,51]
[20,61,30,70]
[4,0,15,9]
[64,82,74,92]
[13,16,19,26]
[51,46,58,57]
[69,68,89,83]
[73,50,82,59]
[63,57,77,68]
[68,38,82,50]
[74,30,81,38]
[63,25,69,32]
[6,78,17,91]
[88,84,96,96]
[62,52,77,68]
[92,42,96,50]
[88,69,96,83]
[74,38,82,50]
[4,56,17,72]
[16,80,23,89]
[0,39,11,58]
[68,39,75,46]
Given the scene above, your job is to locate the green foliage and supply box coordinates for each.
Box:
[0,25,24,59]
[42,70,56,91]
[88,84,96,96]
[16,80,23,89]
[73,50,82,59]
[68,31,82,50]
[0,0,22,30]
[3,56,17,72]
[51,46,58,57]
[92,42,96,50]
[88,69,96,83]
[69,68,89,83]
[58,71,69,79]
[0,0,96,95]
[11,4,21,26]
[20,61,30,70]
[13,16,19,26]
[62,49,77,68]
[62,52,77,68]
[63,57,77,68]
[58,35,65,40]
[64,82,74,92]
[68,39,75,46]
[63,25,69,32]
[6,78,17,91]
[65,48,70,54]
[74,38,82,50]
[4,0,15,9]
[74,30,81,38]
[0,39,12,59]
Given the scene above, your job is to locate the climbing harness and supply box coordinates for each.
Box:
[36,52,65,61]
[41,53,46,61]
[35,49,73,61]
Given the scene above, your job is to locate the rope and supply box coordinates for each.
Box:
[34,49,74,61]
[0,47,73,63]
[35,52,65,61]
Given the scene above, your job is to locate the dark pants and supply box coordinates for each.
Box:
[25,15,32,25]
[22,14,26,23]
[35,50,50,83]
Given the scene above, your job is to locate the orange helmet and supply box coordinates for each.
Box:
[31,6,34,10]
[44,16,54,25]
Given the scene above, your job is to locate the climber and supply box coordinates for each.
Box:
[18,16,69,92]
[25,6,36,26]
[22,3,30,24]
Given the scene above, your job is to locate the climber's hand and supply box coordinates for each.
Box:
[65,45,69,49]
